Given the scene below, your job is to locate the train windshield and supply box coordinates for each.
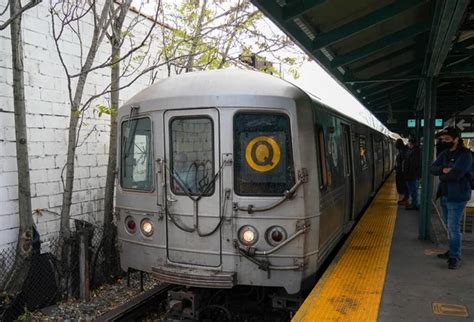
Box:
[121,117,153,191]
[234,113,295,196]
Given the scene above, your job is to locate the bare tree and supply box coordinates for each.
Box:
[51,0,114,237]
[102,0,134,277]
[184,0,208,72]
[0,0,42,296]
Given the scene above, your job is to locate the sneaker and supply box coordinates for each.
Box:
[437,251,449,259]
[397,198,409,206]
[448,257,461,269]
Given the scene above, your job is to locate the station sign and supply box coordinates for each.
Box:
[407,119,443,128]
[444,117,474,132]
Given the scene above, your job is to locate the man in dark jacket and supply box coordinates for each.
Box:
[403,137,421,210]
[395,139,409,205]
[430,127,472,269]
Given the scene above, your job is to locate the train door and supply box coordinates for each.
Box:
[381,139,386,178]
[163,108,222,267]
[370,133,376,194]
[341,124,353,223]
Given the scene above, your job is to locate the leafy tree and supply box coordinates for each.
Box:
[157,0,303,77]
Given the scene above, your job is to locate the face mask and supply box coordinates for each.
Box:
[439,141,454,150]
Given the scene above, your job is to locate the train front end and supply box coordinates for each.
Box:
[115,70,316,295]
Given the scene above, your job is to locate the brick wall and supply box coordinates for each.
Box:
[0,2,166,247]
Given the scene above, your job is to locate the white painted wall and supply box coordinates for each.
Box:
[0,1,166,247]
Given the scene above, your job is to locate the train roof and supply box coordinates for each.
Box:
[122,69,394,138]
[124,69,305,107]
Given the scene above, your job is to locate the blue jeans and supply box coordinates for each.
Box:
[440,196,467,260]
[406,180,419,207]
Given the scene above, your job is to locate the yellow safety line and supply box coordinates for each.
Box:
[293,175,399,322]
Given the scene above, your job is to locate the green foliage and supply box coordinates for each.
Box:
[288,67,300,79]
[133,54,145,63]
[159,0,303,78]
[95,103,115,117]
[18,307,33,321]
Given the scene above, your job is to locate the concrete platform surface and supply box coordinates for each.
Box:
[378,206,474,321]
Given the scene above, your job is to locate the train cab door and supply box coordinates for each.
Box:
[341,124,354,223]
[163,108,222,267]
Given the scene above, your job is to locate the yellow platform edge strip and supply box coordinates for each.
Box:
[293,175,399,322]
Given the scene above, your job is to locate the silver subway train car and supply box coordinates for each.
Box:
[116,70,394,294]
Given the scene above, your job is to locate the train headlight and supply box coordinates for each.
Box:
[265,226,287,246]
[140,219,154,237]
[238,225,258,246]
[125,216,136,234]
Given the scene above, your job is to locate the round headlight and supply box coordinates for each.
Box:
[265,226,287,246]
[238,225,258,246]
[125,216,136,234]
[140,218,154,237]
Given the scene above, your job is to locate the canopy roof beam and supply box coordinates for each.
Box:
[365,88,417,104]
[283,0,327,22]
[350,44,416,74]
[361,81,412,98]
[415,0,469,110]
[331,23,429,68]
[313,0,423,50]
[366,94,414,108]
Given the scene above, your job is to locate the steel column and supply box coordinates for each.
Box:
[419,77,436,240]
[415,110,421,142]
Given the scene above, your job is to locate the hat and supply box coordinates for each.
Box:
[436,126,460,139]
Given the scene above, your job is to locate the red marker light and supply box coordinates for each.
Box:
[271,230,283,242]
[125,216,136,233]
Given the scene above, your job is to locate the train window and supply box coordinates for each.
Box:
[170,117,214,196]
[317,128,329,188]
[234,113,295,196]
[121,117,153,191]
[359,136,368,170]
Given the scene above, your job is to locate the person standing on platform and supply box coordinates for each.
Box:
[403,137,421,210]
[430,127,472,269]
[395,139,409,206]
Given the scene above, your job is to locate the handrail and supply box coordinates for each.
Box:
[233,180,303,214]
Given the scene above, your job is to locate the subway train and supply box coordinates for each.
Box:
[115,69,395,296]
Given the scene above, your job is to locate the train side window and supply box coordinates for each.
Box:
[317,128,329,189]
[234,113,295,196]
[170,117,214,196]
[359,136,368,170]
[121,117,153,192]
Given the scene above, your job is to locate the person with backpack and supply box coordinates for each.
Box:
[395,139,409,206]
[403,137,422,210]
[430,127,472,269]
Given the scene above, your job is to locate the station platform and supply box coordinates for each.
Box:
[293,175,474,321]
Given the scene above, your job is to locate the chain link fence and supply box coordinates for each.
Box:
[0,220,120,321]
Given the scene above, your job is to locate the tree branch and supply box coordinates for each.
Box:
[0,0,41,30]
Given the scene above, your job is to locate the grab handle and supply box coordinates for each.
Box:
[156,158,165,209]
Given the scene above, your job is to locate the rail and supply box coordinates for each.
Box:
[94,283,172,322]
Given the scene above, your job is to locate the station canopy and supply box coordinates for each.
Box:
[251,0,474,135]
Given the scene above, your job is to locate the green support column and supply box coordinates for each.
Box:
[415,111,421,142]
[419,77,436,240]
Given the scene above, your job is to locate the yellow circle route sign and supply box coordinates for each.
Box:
[245,136,281,172]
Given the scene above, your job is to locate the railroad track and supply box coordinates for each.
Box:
[94,283,172,322]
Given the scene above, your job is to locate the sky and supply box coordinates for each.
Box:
[132,0,395,137]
